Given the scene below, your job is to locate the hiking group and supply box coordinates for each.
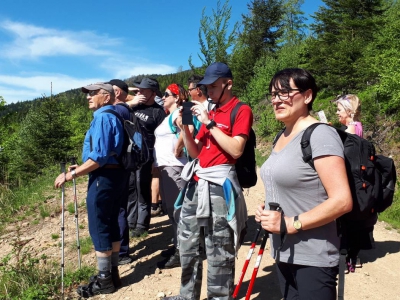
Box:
[53,63,396,300]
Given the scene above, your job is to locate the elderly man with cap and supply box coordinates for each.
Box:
[54,82,129,297]
[164,63,252,300]
[125,77,166,237]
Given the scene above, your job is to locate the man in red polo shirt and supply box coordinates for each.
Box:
[165,62,253,300]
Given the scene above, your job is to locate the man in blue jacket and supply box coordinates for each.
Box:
[54,82,129,297]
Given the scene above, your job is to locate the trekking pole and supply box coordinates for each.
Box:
[60,162,66,300]
[233,224,262,298]
[70,157,81,269]
[245,202,281,300]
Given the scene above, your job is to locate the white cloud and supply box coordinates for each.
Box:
[0,74,104,104]
[100,57,177,79]
[0,20,120,59]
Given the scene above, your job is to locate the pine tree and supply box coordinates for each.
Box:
[188,0,238,69]
[304,0,386,93]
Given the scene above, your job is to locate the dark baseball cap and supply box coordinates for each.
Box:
[198,62,233,85]
[133,77,162,97]
[107,79,129,94]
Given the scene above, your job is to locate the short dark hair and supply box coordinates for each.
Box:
[269,68,318,111]
[188,75,207,95]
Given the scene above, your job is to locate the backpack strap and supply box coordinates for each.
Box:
[168,109,179,138]
[300,122,330,170]
[273,128,286,147]
[230,102,245,129]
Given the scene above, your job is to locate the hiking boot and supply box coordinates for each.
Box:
[151,206,163,217]
[118,255,134,265]
[158,251,180,269]
[163,296,188,300]
[130,227,148,238]
[355,257,362,268]
[161,246,176,257]
[77,274,115,297]
[83,267,121,289]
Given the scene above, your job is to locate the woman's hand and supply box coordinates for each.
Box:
[256,204,283,234]
[255,204,265,223]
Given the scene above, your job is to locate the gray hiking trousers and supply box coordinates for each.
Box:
[178,180,235,300]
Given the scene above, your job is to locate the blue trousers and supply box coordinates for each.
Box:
[87,168,129,251]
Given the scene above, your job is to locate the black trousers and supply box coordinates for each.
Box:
[276,262,338,300]
[126,156,153,231]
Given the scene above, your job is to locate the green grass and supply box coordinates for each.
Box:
[378,188,400,229]
[51,233,59,240]
[67,202,75,214]
[39,205,50,218]
[79,237,93,255]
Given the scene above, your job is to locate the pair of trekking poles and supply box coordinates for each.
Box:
[233,202,281,300]
[60,158,82,299]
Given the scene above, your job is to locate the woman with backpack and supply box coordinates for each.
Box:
[255,68,353,300]
[153,83,193,269]
[335,94,377,273]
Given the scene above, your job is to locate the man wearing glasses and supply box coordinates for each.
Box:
[54,83,128,297]
[125,78,166,237]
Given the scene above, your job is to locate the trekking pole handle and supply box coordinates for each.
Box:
[60,162,66,173]
[69,157,77,168]
[268,202,280,212]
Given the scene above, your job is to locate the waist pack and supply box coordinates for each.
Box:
[299,123,396,220]
[103,108,150,171]
[230,102,257,189]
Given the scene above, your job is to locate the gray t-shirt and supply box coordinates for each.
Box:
[261,125,344,267]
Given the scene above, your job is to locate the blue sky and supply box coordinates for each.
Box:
[0,0,323,104]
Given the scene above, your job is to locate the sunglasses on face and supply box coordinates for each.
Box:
[164,92,176,98]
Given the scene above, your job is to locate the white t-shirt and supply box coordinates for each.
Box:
[153,110,188,167]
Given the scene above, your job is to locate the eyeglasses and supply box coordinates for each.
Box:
[88,90,109,97]
[188,87,197,92]
[164,92,176,98]
[265,89,303,104]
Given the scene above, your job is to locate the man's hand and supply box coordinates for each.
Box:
[191,100,210,125]
[126,94,146,107]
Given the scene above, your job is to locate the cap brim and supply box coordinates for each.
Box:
[198,76,219,85]
[81,84,102,93]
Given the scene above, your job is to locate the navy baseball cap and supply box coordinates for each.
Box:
[107,79,129,94]
[198,62,233,85]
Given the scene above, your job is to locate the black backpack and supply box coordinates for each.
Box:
[299,123,396,220]
[102,108,150,171]
[230,102,257,188]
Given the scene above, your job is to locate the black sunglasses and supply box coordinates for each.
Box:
[164,92,176,98]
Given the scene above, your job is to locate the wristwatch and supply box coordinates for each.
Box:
[293,215,302,231]
[71,169,77,179]
[206,119,216,130]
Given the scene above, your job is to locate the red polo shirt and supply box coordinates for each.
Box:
[195,97,253,168]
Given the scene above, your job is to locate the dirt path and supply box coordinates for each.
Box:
[1,169,400,299]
